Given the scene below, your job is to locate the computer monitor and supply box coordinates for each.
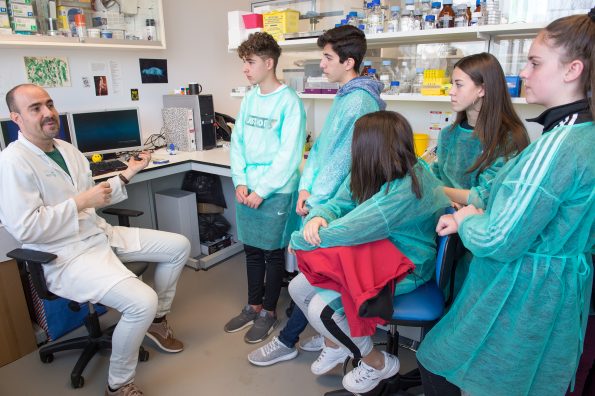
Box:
[0,113,72,149]
[69,108,143,156]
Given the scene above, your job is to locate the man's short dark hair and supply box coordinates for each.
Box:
[317,25,367,73]
[5,83,37,113]
[237,32,282,70]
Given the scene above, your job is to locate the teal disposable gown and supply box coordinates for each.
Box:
[417,115,594,396]
[291,164,449,296]
[299,77,385,208]
[231,85,306,249]
[431,122,507,209]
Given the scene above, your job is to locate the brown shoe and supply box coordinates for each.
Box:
[146,319,184,353]
[105,383,144,396]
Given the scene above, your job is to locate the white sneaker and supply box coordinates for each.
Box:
[299,334,324,352]
[311,345,350,375]
[342,351,400,394]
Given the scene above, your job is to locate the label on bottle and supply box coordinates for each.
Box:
[439,15,453,28]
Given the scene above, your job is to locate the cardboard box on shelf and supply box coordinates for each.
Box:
[263,9,299,41]
[0,13,9,28]
[11,15,36,32]
[8,2,33,17]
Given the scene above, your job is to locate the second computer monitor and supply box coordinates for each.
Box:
[69,108,143,156]
[0,113,72,149]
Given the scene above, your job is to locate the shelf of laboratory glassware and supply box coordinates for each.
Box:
[230,92,530,104]
[0,33,166,49]
[272,22,547,52]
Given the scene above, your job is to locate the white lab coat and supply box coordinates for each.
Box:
[0,134,140,302]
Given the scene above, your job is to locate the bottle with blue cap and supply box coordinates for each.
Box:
[387,6,401,33]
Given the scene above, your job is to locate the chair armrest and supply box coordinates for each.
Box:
[7,248,57,264]
[101,208,144,228]
[102,208,143,218]
[7,248,57,300]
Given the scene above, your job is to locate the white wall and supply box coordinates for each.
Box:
[0,0,251,139]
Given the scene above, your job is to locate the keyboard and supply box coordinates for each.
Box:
[90,159,128,177]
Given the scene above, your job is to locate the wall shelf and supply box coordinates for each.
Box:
[228,22,547,52]
[231,91,530,104]
[0,34,166,49]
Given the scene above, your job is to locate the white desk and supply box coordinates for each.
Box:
[95,147,243,270]
[0,147,242,270]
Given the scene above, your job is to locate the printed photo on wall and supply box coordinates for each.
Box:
[94,75,108,96]
[24,56,71,88]
[139,58,168,84]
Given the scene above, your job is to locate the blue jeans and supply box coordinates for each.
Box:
[278,303,309,348]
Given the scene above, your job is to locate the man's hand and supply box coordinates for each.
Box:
[121,151,151,182]
[74,181,112,211]
[303,216,328,246]
[296,189,310,216]
[245,191,263,209]
[235,185,248,204]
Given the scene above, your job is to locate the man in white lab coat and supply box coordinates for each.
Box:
[0,84,191,396]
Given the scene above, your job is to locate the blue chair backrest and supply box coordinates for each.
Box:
[434,207,463,291]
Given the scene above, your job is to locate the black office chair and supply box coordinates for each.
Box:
[326,216,466,396]
[7,208,150,389]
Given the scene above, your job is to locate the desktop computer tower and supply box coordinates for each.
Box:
[155,189,201,260]
[162,94,217,150]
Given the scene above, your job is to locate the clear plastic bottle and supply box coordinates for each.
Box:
[454,4,468,27]
[438,0,455,28]
[420,0,432,20]
[379,60,397,92]
[371,0,384,33]
[470,11,481,25]
[367,68,378,79]
[412,68,425,93]
[347,11,359,26]
[430,2,442,28]
[360,60,373,77]
[413,9,424,30]
[387,6,401,33]
[424,14,436,29]
[399,61,412,93]
[388,81,400,95]
[401,0,416,32]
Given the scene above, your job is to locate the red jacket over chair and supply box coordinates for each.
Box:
[296,239,415,337]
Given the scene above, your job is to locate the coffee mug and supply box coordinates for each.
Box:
[188,82,202,95]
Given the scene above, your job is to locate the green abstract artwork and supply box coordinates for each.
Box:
[24,56,71,88]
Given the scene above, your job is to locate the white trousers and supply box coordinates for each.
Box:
[288,273,373,359]
[98,228,190,388]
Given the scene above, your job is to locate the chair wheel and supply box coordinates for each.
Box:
[71,375,84,388]
[139,347,149,362]
[40,353,54,363]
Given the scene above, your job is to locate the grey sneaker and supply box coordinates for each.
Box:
[247,336,298,366]
[224,305,259,333]
[244,310,279,344]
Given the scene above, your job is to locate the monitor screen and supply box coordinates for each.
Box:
[0,114,72,148]
[70,108,143,155]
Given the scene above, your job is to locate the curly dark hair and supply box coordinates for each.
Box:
[237,32,282,69]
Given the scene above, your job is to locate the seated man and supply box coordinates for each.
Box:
[0,84,191,396]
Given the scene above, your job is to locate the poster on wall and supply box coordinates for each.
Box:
[139,58,168,84]
[94,76,108,96]
[24,56,71,88]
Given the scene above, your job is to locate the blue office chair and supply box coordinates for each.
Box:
[7,209,150,389]
[326,211,466,396]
